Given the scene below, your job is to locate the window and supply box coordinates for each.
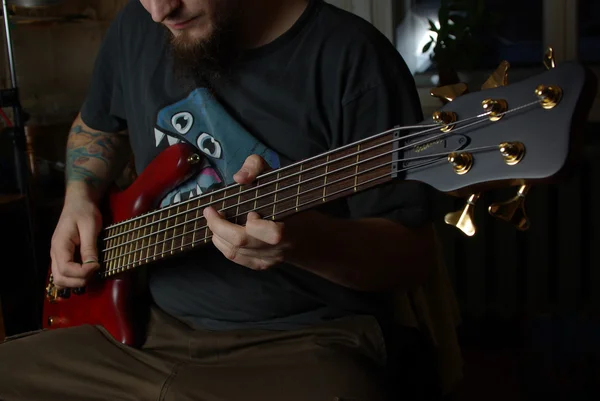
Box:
[579,0,600,63]
[396,0,545,75]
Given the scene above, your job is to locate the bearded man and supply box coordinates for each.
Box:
[0,1,443,400]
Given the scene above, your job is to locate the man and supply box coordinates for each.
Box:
[0,0,440,399]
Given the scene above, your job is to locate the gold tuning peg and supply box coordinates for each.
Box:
[544,47,556,70]
[430,83,469,103]
[488,185,531,231]
[482,60,510,90]
[444,193,480,237]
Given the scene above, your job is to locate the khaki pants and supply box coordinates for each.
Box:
[0,306,393,401]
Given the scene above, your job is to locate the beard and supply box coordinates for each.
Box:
[166,4,242,89]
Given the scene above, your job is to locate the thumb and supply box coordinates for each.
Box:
[233,154,269,184]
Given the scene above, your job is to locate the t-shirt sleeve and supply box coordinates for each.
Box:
[340,60,434,229]
[80,10,128,133]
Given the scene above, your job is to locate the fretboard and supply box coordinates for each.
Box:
[100,131,397,278]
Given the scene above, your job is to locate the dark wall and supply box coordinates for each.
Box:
[434,121,600,399]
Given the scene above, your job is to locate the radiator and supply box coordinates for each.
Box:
[432,131,600,325]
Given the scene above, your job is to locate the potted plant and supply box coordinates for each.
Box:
[422,0,501,86]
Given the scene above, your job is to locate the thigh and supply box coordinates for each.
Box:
[164,315,390,401]
[165,347,389,401]
[0,325,173,401]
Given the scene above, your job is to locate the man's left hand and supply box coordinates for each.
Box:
[203,154,295,271]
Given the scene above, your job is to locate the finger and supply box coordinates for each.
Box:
[52,236,96,279]
[51,273,88,289]
[233,154,269,184]
[204,206,251,248]
[50,255,88,288]
[78,219,100,270]
[211,234,271,271]
[245,212,284,245]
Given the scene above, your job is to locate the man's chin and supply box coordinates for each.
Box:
[165,13,241,87]
[168,23,214,44]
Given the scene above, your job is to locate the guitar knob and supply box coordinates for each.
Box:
[488,185,531,231]
[73,287,86,295]
[57,288,71,299]
[444,193,480,237]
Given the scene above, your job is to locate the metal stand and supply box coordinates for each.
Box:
[2,0,40,328]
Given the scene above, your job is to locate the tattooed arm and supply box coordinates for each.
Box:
[50,113,130,288]
[65,113,131,204]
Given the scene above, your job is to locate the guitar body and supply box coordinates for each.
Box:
[42,143,201,346]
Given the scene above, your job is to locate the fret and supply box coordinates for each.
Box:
[221,187,241,222]
[114,223,128,272]
[137,215,148,266]
[192,198,201,248]
[130,218,141,268]
[222,188,228,216]
[272,172,279,220]
[132,218,147,267]
[253,173,278,219]
[236,184,255,226]
[144,214,154,263]
[104,227,117,272]
[235,185,242,225]
[122,221,135,271]
[160,207,172,257]
[169,205,181,255]
[106,226,117,274]
[153,210,164,261]
[322,155,329,202]
[205,194,213,243]
[294,156,329,210]
[354,133,395,191]
[296,163,303,212]
[270,165,303,220]
[180,201,191,251]
[130,219,143,270]
[354,144,360,192]
[325,144,359,206]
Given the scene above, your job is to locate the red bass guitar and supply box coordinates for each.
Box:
[42,59,597,346]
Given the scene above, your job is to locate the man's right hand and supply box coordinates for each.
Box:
[50,113,130,288]
[49,194,102,288]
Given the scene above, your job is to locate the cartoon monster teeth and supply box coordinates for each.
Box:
[154,128,165,147]
[167,136,180,146]
[154,128,182,148]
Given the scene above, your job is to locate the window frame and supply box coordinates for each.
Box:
[394,0,600,121]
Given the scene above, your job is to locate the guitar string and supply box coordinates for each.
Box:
[101,142,503,276]
[101,113,493,251]
[102,98,537,247]
[101,143,500,270]
[101,99,540,270]
[103,112,495,242]
[103,106,496,233]
[102,128,459,250]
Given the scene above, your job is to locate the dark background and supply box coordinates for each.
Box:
[1,1,599,400]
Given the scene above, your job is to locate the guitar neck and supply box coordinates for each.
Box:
[99,130,398,277]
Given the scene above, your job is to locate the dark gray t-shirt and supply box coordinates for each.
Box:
[81,0,432,330]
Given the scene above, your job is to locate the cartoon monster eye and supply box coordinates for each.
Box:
[171,112,193,135]
[197,133,222,159]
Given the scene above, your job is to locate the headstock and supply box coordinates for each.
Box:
[401,48,597,236]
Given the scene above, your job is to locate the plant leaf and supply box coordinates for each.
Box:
[428,19,438,32]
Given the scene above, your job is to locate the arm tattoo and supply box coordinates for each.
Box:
[66,125,127,188]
